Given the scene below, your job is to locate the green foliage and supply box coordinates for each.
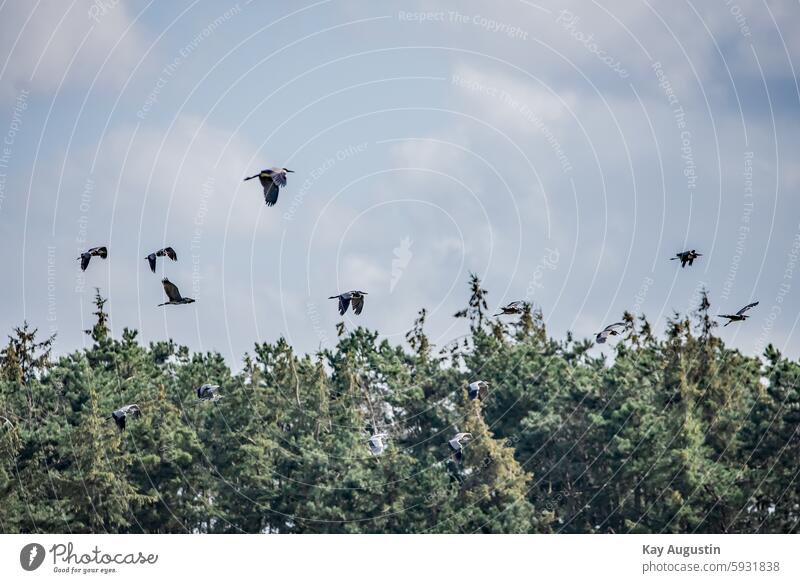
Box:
[0,281,797,533]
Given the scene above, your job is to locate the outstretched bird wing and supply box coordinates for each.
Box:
[329,294,350,315]
[352,294,365,315]
[146,254,157,273]
[260,174,280,206]
[162,278,182,302]
[80,254,91,271]
[596,322,627,343]
[737,301,759,315]
[125,404,141,418]
[158,247,177,261]
[272,170,288,187]
[604,322,627,332]
[90,246,108,258]
[113,411,126,431]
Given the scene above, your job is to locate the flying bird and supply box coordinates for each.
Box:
[111,404,141,431]
[596,322,628,344]
[158,278,195,306]
[145,247,177,273]
[467,380,489,401]
[329,290,368,315]
[77,246,108,271]
[719,301,759,326]
[243,167,294,206]
[494,300,526,316]
[196,383,220,401]
[448,432,472,462]
[368,433,388,456]
[670,249,702,268]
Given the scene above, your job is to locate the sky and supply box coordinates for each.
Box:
[1,0,799,365]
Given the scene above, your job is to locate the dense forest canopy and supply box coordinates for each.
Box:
[0,278,797,533]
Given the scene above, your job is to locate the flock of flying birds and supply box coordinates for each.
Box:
[79,166,759,462]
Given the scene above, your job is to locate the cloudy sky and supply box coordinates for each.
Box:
[1,0,798,364]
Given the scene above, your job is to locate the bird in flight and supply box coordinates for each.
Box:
[145,247,177,273]
[329,290,367,315]
[196,384,220,401]
[243,167,294,207]
[77,246,108,271]
[449,432,473,462]
[368,433,388,456]
[494,300,527,316]
[596,321,628,344]
[158,278,195,306]
[670,249,702,268]
[467,380,489,401]
[719,301,759,326]
[111,404,141,431]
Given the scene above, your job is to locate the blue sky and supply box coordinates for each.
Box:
[1,0,799,364]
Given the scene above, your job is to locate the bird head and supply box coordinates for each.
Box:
[283,168,294,173]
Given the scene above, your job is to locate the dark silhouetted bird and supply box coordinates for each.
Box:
[243,167,294,206]
[77,246,107,271]
[196,383,220,401]
[494,300,526,316]
[671,249,702,268]
[467,380,489,401]
[329,290,367,315]
[448,432,472,462]
[719,301,759,326]
[158,278,195,306]
[368,433,388,456]
[145,247,177,273]
[596,321,628,344]
[111,404,141,431]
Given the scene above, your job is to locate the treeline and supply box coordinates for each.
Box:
[0,280,797,533]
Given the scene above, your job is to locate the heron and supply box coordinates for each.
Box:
[368,433,388,456]
[145,247,177,273]
[670,249,702,268]
[449,432,472,462]
[77,246,107,271]
[467,380,489,401]
[158,278,195,306]
[494,300,526,316]
[329,290,367,315]
[196,384,220,401]
[719,301,759,326]
[111,404,141,431]
[243,167,294,207]
[596,321,628,344]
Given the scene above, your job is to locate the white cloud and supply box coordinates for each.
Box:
[0,0,148,100]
